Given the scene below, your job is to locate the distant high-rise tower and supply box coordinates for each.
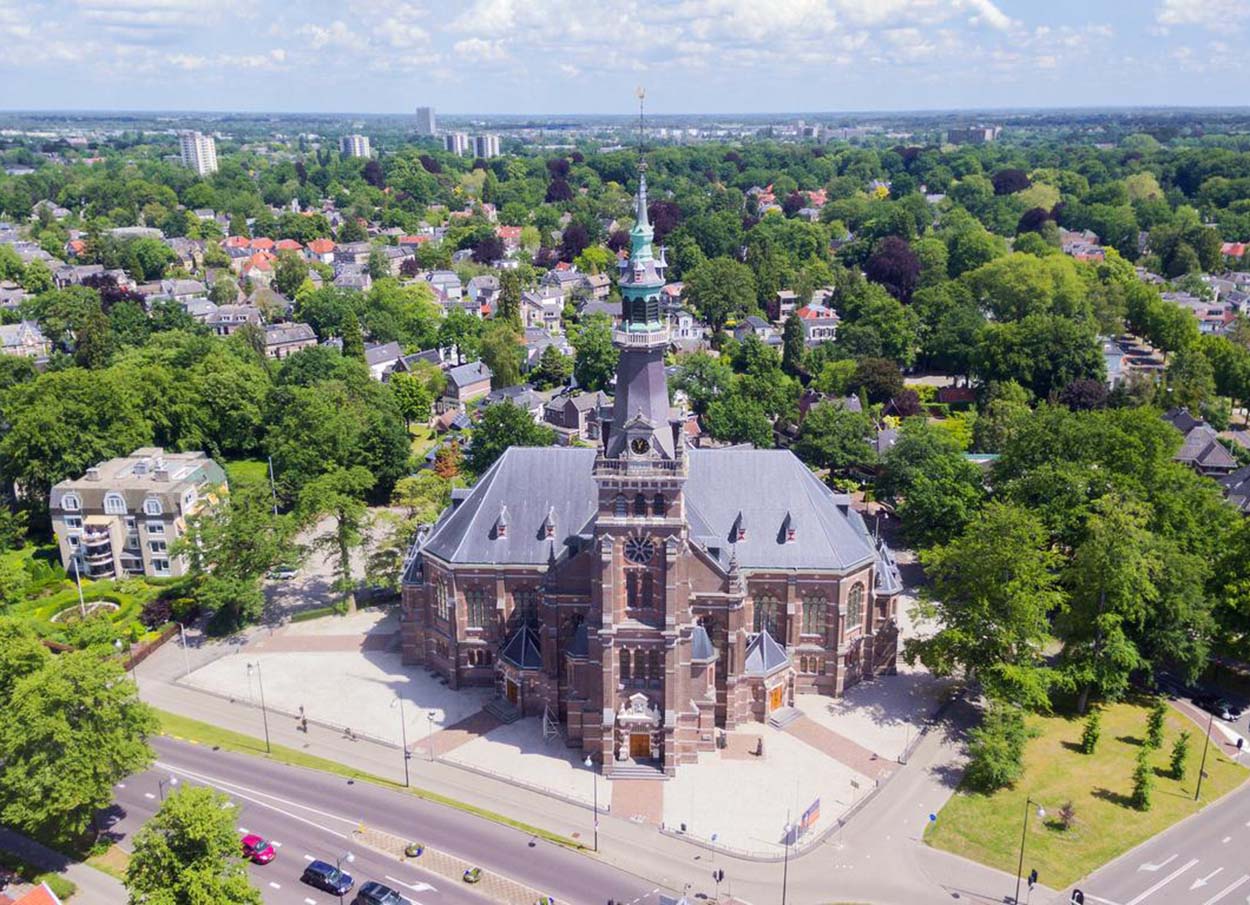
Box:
[444,132,470,156]
[339,134,372,158]
[416,106,437,136]
[473,134,501,159]
[179,131,218,176]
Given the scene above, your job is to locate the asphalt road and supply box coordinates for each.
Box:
[1055,780,1250,905]
[106,737,671,905]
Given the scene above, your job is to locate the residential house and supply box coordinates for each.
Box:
[522,287,565,332]
[1164,408,1239,477]
[49,448,227,580]
[666,307,706,352]
[0,320,50,359]
[1102,338,1128,388]
[333,268,372,291]
[543,390,608,444]
[53,263,103,288]
[426,270,463,303]
[581,272,611,301]
[364,341,405,381]
[522,327,573,373]
[541,267,583,299]
[484,384,545,422]
[443,360,493,410]
[239,252,275,285]
[733,315,777,344]
[157,278,208,305]
[467,275,500,315]
[1219,466,1250,515]
[768,289,798,322]
[796,304,839,345]
[496,225,523,252]
[307,238,336,264]
[264,322,318,359]
[207,304,262,336]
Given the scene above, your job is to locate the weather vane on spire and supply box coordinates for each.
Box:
[635,85,647,172]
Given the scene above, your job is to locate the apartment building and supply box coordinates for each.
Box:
[49,448,228,580]
[473,134,501,159]
[443,132,470,156]
[340,134,372,158]
[179,131,219,176]
[416,106,437,136]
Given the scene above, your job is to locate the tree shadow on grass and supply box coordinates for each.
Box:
[1116,735,1144,747]
[1091,787,1135,808]
[1060,740,1085,753]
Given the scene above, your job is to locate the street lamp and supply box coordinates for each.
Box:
[334,851,355,905]
[113,638,139,690]
[246,662,272,754]
[583,754,599,852]
[781,814,793,905]
[1195,708,1215,802]
[391,696,410,787]
[1013,797,1046,905]
[157,775,178,802]
[175,621,191,678]
[426,711,436,762]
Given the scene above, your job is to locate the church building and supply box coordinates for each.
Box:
[401,163,903,777]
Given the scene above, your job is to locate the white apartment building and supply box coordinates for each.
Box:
[179,131,219,176]
[340,134,372,158]
[444,132,470,156]
[49,448,228,580]
[473,134,501,159]
[416,106,437,136]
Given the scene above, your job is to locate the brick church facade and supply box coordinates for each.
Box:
[400,164,903,777]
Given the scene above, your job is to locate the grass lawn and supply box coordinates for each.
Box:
[222,458,270,489]
[85,845,129,881]
[926,700,1248,887]
[155,709,584,851]
[410,424,438,461]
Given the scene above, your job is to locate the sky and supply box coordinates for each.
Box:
[1,0,1247,115]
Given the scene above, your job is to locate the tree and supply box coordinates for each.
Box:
[1145,697,1167,750]
[906,503,1061,708]
[992,168,1031,195]
[684,257,757,333]
[848,357,904,405]
[530,343,573,390]
[878,418,985,546]
[367,248,390,282]
[1059,496,1158,714]
[127,237,176,281]
[467,402,555,475]
[438,308,483,365]
[208,275,239,305]
[0,618,49,708]
[865,236,921,302]
[1170,730,1191,780]
[0,649,156,841]
[1058,378,1108,411]
[497,270,523,332]
[126,785,263,905]
[964,703,1031,793]
[1131,748,1154,811]
[299,466,376,614]
[569,312,618,392]
[792,402,873,474]
[781,313,805,376]
[1080,709,1102,755]
[480,320,524,389]
[673,352,734,415]
[389,371,433,428]
[273,252,309,298]
[703,389,773,448]
[340,309,365,361]
[1165,345,1215,411]
[433,439,463,479]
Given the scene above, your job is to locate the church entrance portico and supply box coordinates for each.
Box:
[614,692,662,763]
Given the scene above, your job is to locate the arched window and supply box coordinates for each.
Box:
[652,493,666,516]
[61,493,81,512]
[648,648,662,684]
[846,583,865,631]
[143,497,163,516]
[753,593,783,638]
[801,595,828,637]
[466,588,492,628]
[614,494,627,517]
[627,571,654,610]
[634,493,648,517]
[514,588,541,627]
[619,648,631,682]
[104,493,127,515]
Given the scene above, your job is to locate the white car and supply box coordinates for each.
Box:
[267,567,298,580]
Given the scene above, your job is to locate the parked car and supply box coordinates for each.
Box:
[302,860,354,897]
[267,566,298,580]
[354,881,404,905]
[240,834,276,864]
[1193,694,1240,721]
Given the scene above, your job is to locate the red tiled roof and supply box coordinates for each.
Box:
[67,239,86,253]
[224,235,250,248]
[554,261,572,271]
[250,237,275,250]
[13,884,61,905]
[1222,242,1247,258]
[807,188,827,207]
[398,235,430,245]
[275,239,303,251]
[496,226,523,240]
[308,238,336,254]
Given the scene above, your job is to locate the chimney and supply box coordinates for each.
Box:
[85,467,101,481]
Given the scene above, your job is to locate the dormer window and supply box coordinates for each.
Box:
[104,493,127,515]
[143,497,163,516]
[62,493,81,512]
[494,504,509,538]
[781,511,797,543]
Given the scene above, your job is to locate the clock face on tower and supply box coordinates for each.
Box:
[630,437,651,455]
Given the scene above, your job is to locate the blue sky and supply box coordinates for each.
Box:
[1,0,1246,114]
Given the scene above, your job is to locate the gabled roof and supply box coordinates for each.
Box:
[690,624,716,664]
[743,630,789,676]
[447,360,492,389]
[499,626,543,670]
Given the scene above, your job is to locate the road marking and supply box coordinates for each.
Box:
[303,854,315,861]
[155,761,358,829]
[1223,836,1232,843]
[238,827,248,834]
[385,874,438,892]
[1199,874,1247,905]
[1140,855,1177,872]
[1127,858,1198,905]
[271,840,282,848]
[268,881,281,890]
[304,899,316,905]
[1082,896,1123,905]
[1193,868,1225,890]
[143,792,155,800]
[116,783,125,789]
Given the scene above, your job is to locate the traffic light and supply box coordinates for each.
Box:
[1028,869,1038,889]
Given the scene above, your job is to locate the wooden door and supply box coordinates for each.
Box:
[769,685,784,712]
[630,733,650,759]
[506,679,518,706]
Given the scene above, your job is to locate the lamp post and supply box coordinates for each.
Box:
[113,638,139,690]
[426,711,436,762]
[175,621,191,678]
[157,775,178,802]
[391,696,410,787]
[246,662,272,754]
[1013,798,1046,905]
[334,851,354,905]
[74,561,87,618]
[1195,708,1215,802]
[583,754,599,852]
[780,814,793,905]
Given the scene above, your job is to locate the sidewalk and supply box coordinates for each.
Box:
[0,828,126,905]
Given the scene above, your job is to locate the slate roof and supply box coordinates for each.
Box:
[742,630,790,676]
[690,624,716,664]
[499,626,543,670]
[447,360,492,390]
[1175,423,1238,471]
[364,341,404,367]
[265,322,316,345]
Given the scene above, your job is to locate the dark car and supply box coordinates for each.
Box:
[354,881,405,905]
[301,860,354,896]
[1194,694,1238,721]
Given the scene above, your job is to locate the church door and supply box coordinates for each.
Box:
[769,685,784,712]
[630,733,651,759]
[506,679,519,706]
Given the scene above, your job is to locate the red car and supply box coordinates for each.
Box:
[241,834,276,864]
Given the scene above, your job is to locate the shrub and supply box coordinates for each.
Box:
[1145,697,1167,750]
[1056,800,1076,831]
[139,596,173,629]
[1079,709,1101,755]
[964,703,1032,793]
[37,873,77,900]
[1131,748,1154,811]
[1170,730,1192,780]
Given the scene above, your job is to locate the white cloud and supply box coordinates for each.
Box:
[297,20,368,51]
[1157,0,1249,29]
[453,37,509,62]
[958,0,1014,30]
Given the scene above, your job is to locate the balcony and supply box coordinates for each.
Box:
[613,327,669,349]
[594,455,685,477]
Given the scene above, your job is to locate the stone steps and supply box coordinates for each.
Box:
[483,696,521,724]
[608,761,669,781]
[767,705,803,730]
